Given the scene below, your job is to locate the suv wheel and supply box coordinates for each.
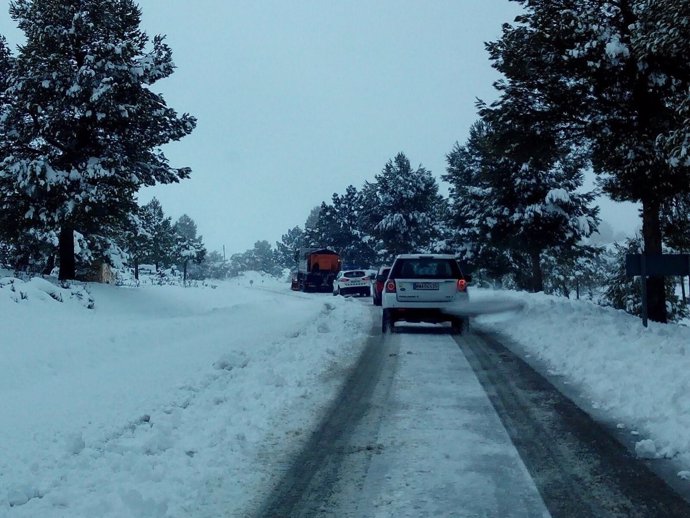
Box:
[451,317,464,335]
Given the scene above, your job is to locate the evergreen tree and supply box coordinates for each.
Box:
[275,226,304,270]
[660,194,690,302]
[306,186,377,267]
[602,236,688,322]
[444,119,598,292]
[0,0,196,280]
[140,198,175,270]
[331,185,376,267]
[443,122,499,274]
[541,244,605,299]
[198,249,230,279]
[304,206,321,237]
[174,214,198,241]
[227,241,280,277]
[303,201,338,250]
[249,240,280,276]
[172,214,205,283]
[632,0,690,168]
[0,36,24,256]
[363,153,443,262]
[119,210,149,280]
[487,0,690,319]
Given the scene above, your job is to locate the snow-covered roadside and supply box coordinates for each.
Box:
[0,272,373,517]
[473,288,690,479]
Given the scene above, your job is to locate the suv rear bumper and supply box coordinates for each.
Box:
[386,307,455,324]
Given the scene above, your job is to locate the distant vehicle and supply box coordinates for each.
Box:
[372,265,392,306]
[381,254,470,334]
[333,269,371,297]
[291,248,341,292]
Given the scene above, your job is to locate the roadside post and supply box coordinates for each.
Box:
[625,253,690,327]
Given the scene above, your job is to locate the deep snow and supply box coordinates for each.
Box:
[0,272,372,517]
[2,274,690,516]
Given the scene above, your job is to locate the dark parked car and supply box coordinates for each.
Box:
[372,266,391,306]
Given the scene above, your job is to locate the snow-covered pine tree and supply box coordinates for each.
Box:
[632,0,690,168]
[174,214,198,242]
[144,198,177,271]
[247,240,279,276]
[328,185,376,267]
[172,216,205,285]
[445,116,599,292]
[0,0,196,280]
[227,241,280,278]
[444,121,503,276]
[363,153,443,262]
[275,226,304,270]
[0,36,21,257]
[302,201,336,250]
[198,250,230,280]
[488,0,690,320]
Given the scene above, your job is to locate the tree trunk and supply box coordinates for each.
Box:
[641,198,667,323]
[529,249,544,293]
[58,226,76,281]
[42,254,55,276]
[183,259,188,286]
[134,258,139,281]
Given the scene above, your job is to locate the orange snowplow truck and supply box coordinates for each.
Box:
[291,248,341,292]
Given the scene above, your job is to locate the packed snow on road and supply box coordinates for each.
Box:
[2,272,690,516]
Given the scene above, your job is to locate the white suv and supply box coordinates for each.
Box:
[381,254,470,334]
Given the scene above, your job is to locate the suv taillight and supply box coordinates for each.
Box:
[457,279,468,292]
[385,280,396,293]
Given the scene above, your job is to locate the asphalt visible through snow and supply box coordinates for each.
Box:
[461,330,690,518]
[255,317,690,518]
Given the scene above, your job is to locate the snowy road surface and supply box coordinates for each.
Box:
[258,323,690,518]
[259,328,550,517]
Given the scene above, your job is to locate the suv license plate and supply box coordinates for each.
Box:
[413,282,439,290]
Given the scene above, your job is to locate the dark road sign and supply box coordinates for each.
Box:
[625,254,690,277]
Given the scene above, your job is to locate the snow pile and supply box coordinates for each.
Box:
[0,274,94,309]
[0,277,371,517]
[474,288,690,468]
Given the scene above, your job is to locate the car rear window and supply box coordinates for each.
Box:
[389,258,462,279]
[343,270,366,278]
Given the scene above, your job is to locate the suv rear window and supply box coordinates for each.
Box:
[389,258,462,279]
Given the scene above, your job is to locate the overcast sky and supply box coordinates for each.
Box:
[0,1,639,254]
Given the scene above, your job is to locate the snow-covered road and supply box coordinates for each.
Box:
[331,331,550,518]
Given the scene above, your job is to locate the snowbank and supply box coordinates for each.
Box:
[0,274,372,517]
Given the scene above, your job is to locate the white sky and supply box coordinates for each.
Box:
[0,1,639,254]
